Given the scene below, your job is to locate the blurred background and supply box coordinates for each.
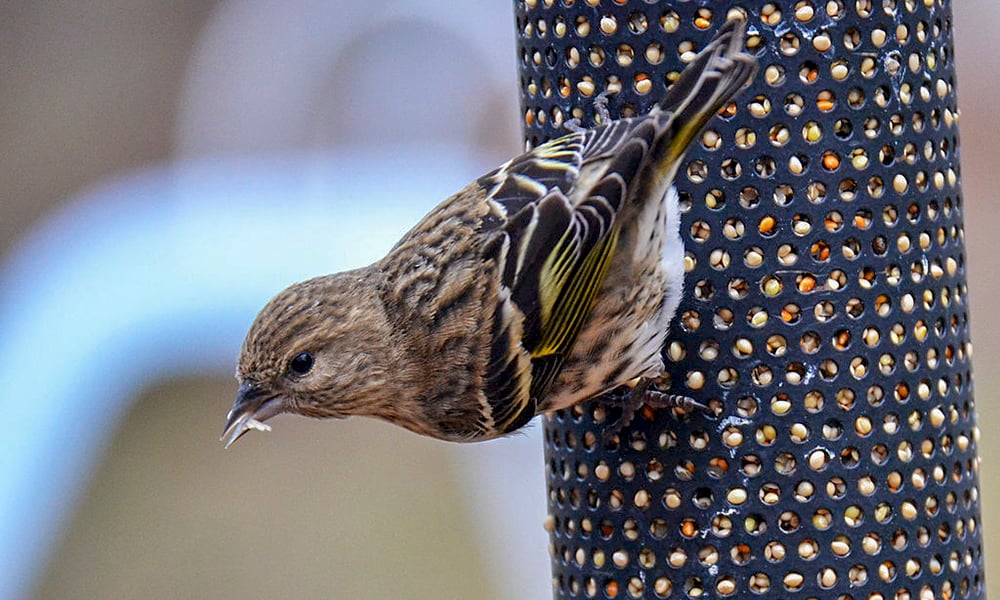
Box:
[1,1,998,598]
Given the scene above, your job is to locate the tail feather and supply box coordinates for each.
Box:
[655,18,754,113]
[650,18,758,179]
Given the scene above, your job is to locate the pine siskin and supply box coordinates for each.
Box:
[222,19,757,447]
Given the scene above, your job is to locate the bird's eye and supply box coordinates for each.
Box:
[289,351,314,375]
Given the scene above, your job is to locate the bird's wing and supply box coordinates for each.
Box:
[476,128,642,432]
[473,18,758,433]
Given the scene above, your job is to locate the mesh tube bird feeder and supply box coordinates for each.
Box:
[513,0,983,598]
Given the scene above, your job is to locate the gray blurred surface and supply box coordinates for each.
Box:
[1,1,997,598]
[0,1,214,259]
[34,378,494,599]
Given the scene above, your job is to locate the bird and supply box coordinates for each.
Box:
[221,18,757,448]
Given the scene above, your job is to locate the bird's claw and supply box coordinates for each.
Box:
[598,379,710,444]
[563,118,586,133]
[563,90,614,134]
[593,90,612,125]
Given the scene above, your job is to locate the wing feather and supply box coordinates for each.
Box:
[471,116,644,413]
[499,185,625,402]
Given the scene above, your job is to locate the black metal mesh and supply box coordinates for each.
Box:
[513,0,982,598]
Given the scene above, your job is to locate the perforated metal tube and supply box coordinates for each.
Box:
[513,1,983,598]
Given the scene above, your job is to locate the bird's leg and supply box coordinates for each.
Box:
[639,383,710,415]
[563,90,614,133]
[598,378,710,443]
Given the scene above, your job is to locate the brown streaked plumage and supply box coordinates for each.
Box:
[222,19,757,446]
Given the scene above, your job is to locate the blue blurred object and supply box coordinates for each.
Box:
[0,148,552,598]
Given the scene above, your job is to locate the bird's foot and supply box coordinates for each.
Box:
[562,90,614,133]
[599,379,710,443]
[563,118,586,133]
[593,90,612,125]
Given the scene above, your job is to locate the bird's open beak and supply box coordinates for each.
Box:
[220,382,285,449]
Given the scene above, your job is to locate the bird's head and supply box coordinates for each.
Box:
[221,270,397,448]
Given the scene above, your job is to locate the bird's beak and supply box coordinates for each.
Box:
[220,382,285,449]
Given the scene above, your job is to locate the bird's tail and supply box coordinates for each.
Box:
[646,17,758,183]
